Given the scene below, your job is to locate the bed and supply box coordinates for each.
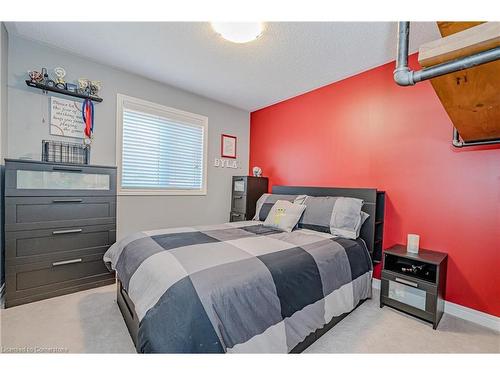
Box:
[104,186,384,353]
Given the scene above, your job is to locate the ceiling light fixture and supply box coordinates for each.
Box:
[211,22,264,44]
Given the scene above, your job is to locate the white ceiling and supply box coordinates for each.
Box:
[6,22,440,111]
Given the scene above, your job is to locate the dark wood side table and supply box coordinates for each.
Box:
[380,244,448,329]
[229,176,268,222]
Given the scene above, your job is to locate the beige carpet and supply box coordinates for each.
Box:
[1,284,498,353]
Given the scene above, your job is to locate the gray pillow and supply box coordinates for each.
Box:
[263,200,306,232]
[253,193,299,221]
[356,211,370,238]
[298,195,366,239]
[329,197,364,239]
[298,196,336,233]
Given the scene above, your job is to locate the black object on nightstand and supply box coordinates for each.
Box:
[230,176,268,222]
[380,244,448,329]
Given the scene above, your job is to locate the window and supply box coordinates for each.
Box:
[116,94,208,195]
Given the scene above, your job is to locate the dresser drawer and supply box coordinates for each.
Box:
[229,211,247,222]
[232,177,247,194]
[5,196,116,231]
[231,194,247,213]
[5,252,114,306]
[5,224,115,263]
[5,160,116,197]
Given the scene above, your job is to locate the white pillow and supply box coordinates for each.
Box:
[263,200,306,232]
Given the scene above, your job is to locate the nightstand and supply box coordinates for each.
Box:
[380,244,448,329]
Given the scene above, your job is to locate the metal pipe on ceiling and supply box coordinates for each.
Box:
[394,22,500,148]
[452,128,500,148]
[393,21,500,86]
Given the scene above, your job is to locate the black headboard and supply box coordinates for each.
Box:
[271,185,385,262]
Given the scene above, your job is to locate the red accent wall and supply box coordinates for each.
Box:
[249,54,500,316]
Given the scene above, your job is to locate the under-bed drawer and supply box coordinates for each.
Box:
[5,252,114,307]
[5,196,116,231]
[5,224,116,264]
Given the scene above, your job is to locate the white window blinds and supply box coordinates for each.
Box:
[118,95,207,194]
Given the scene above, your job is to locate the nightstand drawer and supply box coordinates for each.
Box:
[381,270,437,294]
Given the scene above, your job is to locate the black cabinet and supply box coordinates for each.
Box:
[380,244,448,329]
[230,176,268,222]
[3,159,116,307]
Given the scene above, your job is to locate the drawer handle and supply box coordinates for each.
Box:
[53,166,83,172]
[234,196,243,199]
[231,213,242,217]
[395,277,418,288]
[52,229,83,235]
[52,258,82,267]
[52,199,83,203]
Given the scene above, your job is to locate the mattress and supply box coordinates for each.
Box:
[104,220,373,353]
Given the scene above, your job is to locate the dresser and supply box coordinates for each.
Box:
[229,176,268,222]
[3,159,116,307]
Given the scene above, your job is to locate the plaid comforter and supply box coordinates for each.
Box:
[104,221,372,353]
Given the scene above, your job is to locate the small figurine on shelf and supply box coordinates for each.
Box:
[252,166,263,177]
[28,70,43,83]
[54,67,67,89]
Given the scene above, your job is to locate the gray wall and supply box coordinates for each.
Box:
[0,23,9,287]
[7,35,250,239]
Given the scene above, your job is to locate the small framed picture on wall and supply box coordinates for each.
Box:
[221,134,237,158]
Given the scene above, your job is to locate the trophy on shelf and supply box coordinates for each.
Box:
[54,67,67,89]
[89,80,102,96]
[78,78,90,95]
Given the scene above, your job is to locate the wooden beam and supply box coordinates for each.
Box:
[418,22,500,142]
[418,22,500,67]
[436,22,484,37]
[428,60,500,142]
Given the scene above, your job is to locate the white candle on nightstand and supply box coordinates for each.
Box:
[407,234,420,253]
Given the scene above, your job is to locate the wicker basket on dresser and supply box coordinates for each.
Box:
[3,159,116,307]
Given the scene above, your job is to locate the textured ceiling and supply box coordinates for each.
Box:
[7,22,440,111]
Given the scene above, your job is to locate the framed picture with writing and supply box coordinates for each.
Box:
[221,134,237,158]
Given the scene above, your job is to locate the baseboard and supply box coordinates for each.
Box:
[372,278,499,332]
[443,300,500,332]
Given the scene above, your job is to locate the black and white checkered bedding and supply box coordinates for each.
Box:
[104,221,373,353]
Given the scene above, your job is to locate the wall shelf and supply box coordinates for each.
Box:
[25,80,103,103]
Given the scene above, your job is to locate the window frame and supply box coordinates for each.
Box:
[116,94,208,196]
